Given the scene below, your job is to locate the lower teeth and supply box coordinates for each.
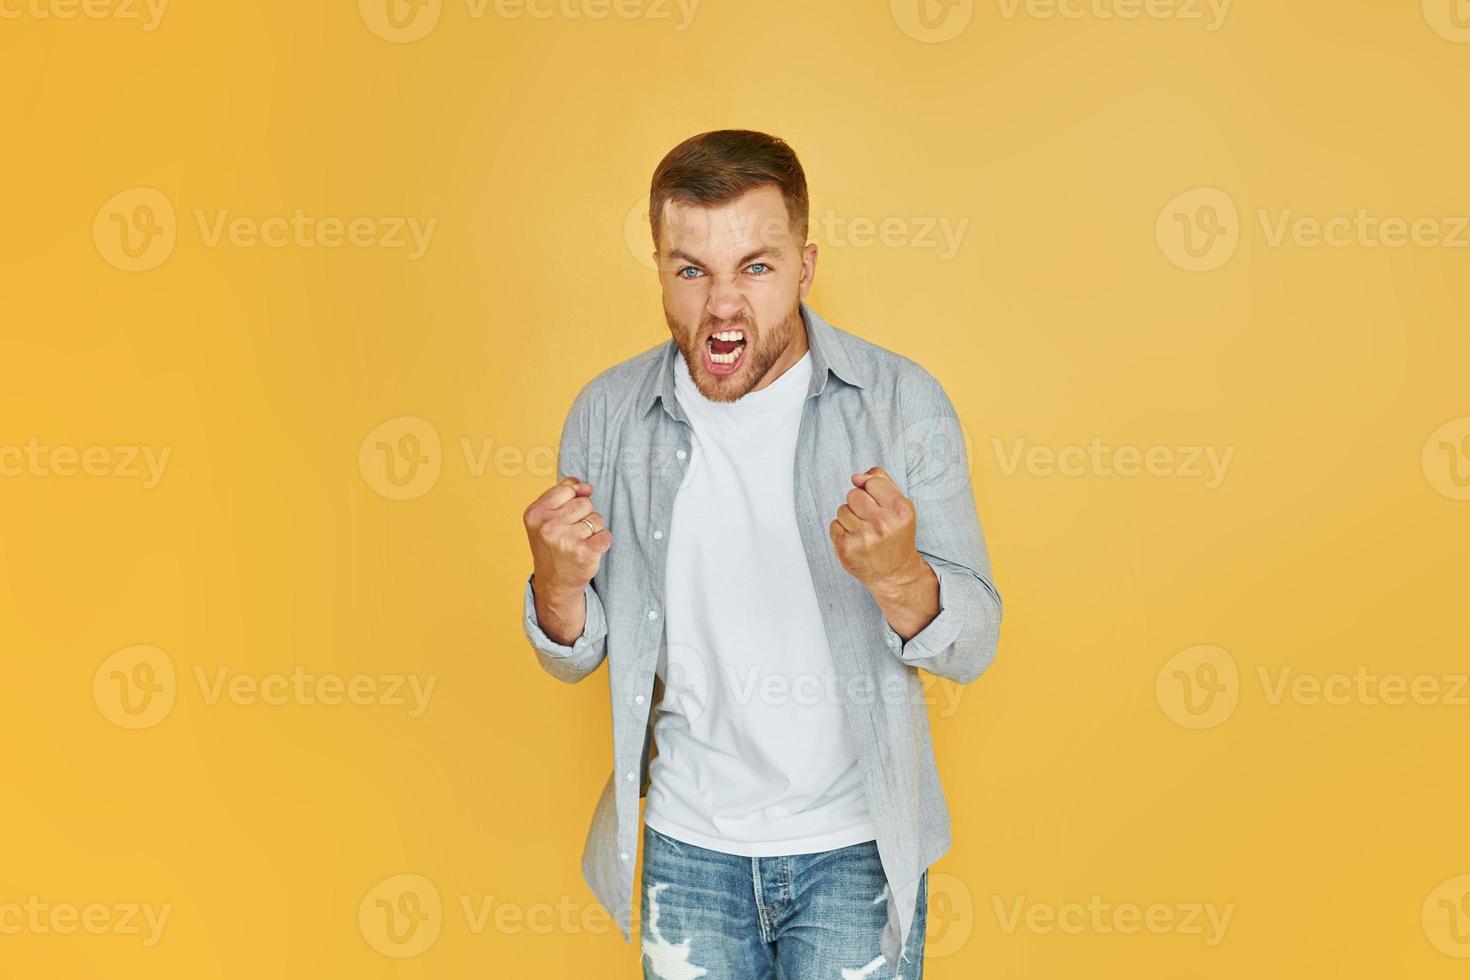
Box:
[708,341,744,365]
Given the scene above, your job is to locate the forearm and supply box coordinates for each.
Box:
[868,552,941,642]
[531,571,588,647]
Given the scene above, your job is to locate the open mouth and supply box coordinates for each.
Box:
[703,329,747,375]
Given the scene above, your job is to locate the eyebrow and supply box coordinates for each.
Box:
[668,248,779,269]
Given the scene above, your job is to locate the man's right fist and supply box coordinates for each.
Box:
[523,475,612,596]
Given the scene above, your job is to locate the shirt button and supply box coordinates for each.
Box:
[647,609,658,620]
[620,851,630,861]
[625,771,636,781]
[675,449,687,460]
[635,694,646,705]
[653,529,663,540]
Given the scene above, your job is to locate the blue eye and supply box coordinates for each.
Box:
[677,267,703,279]
[748,263,770,275]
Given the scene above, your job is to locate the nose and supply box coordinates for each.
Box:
[705,273,746,323]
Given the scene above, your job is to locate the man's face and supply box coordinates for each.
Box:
[654,184,818,402]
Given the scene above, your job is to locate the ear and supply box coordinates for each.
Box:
[799,242,818,298]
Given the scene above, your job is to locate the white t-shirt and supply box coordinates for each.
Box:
[642,347,878,857]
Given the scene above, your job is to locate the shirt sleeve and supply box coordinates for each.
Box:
[880,559,964,662]
[882,368,1004,684]
[522,383,609,684]
[523,572,609,683]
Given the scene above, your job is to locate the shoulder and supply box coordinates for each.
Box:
[825,319,971,490]
[825,318,958,419]
[563,337,668,430]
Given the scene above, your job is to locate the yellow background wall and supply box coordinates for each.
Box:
[2,0,1467,976]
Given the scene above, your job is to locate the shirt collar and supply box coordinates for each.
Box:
[640,300,866,421]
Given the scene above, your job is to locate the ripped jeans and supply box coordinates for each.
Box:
[639,823,927,979]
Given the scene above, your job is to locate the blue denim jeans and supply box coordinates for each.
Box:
[639,823,927,979]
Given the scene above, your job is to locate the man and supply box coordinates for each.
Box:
[521,129,1003,978]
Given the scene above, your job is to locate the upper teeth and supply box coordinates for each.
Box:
[712,331,744,341]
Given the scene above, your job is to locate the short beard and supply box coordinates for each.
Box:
[665,301,803,404]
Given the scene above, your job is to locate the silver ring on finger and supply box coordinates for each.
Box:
[581,518,596,536]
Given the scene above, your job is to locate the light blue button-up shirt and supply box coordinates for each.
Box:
[522,301,1003,970]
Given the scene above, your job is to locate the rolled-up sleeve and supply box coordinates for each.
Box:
[524,573,609,683]
[881,559,962,661]
[522,383,610,684]
[885,368,1004,685]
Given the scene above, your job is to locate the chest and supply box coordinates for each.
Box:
[596,390,901,586]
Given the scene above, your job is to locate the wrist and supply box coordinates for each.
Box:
[531,569,587,607]
[868,552,931,601]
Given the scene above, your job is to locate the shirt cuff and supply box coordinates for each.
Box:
[523,572,607,659]
[881,559,964,664]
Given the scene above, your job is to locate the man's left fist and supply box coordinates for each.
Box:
[829,466,922,589]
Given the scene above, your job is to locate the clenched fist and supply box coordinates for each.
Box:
[829,466,923,591]
[524,476,612,644]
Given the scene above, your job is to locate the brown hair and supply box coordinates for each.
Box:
[648,129,810,250]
